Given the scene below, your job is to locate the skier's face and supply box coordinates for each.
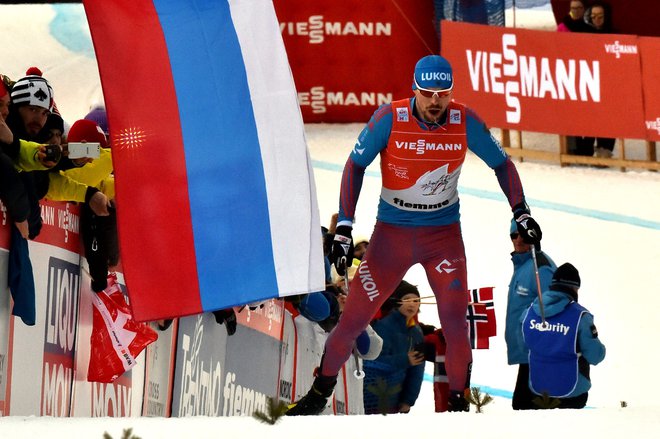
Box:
[414,88,452,124]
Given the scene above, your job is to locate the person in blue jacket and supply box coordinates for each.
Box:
[362,280,424,414]
[522,263,606,409]
[505,219,556,410]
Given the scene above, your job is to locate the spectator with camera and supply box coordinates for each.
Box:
[2,69,62,239]
[42,118,113,218]
[362,280,425,414]
[1,73,33,238]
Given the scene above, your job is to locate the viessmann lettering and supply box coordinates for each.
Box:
[298,86,392,114]
[466,34,601,123]
[604,40,638,58]
[280,15,391,44]
[645,117,660,135]
[396,140,463,154]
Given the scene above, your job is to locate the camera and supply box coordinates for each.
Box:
[68,142,101,159]
[43,144,61,163]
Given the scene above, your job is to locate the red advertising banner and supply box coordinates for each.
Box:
[33,200,81,254]
[274,0,438,122]
[441,21,647,139]
[640,37,660,141]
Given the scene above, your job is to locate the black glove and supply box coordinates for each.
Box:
[514,204,542,245]
[330,225,354,276]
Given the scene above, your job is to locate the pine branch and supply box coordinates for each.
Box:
[366,377,402,416]
[532,392,561,409]
[103,429,141,439]
[464,387,493,413]
[253,397,289,425]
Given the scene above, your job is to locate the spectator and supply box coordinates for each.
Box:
[0,75,12,144]
[505,219,556,410]
[316,282,382,361]
[6,68,69,239]
[585,1,614,33]
[522,263,606,409]
[44,119,112,217]
[84,104,109,137]
[353,238,369,261]
[287,54,542,416]
[0,73,31,238]
[557,0,591,33]
[564,1,616,160]
[36,112,64,147]
[362,281,424,414]
[64,119,115,293]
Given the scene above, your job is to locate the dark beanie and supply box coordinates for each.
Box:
[393,280,420,304]
[550,263,581,297]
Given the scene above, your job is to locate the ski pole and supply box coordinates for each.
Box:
[530,244,546,324]
[343,259,365,379]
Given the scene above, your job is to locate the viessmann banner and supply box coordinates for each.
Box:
[273,0,438,122]
[441,21,654,140]
[640,37,660,141]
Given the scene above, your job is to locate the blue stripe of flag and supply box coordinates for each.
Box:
[153,0,277,308]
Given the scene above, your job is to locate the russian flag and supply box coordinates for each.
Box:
[83,0,324,321]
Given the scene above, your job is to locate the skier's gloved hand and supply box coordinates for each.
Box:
[330,225,354,276]
[513,203,542,245]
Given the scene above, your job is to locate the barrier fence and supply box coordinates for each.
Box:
[0,200,363,417]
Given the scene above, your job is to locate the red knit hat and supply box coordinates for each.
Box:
[67,119,107,148]
[0,80,7,98]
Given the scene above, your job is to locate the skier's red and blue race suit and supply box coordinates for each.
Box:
[320,97,527,394]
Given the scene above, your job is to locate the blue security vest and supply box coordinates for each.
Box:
[522,302,587,397]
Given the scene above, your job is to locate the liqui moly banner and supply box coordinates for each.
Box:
[440,21,648,140]
[274,0,439,122]
[6,202,81,416]
[640,37,660,141]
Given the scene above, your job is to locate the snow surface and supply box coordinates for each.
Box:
[2,2,660,438]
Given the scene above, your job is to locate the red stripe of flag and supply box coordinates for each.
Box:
[84,0,201,320]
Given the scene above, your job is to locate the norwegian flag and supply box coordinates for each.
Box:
[469,287,496,337]
[424,329,449,412]
[466,302,490,349]
[466,287,496,349]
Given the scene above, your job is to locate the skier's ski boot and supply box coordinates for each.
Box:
[447,389,470,412]
[286,374,337,416]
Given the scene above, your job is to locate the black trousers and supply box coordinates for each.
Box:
[512,363,537,410]
[569,136,615,156]
[513,363,589,409]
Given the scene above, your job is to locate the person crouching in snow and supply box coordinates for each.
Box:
[522,263,606,409]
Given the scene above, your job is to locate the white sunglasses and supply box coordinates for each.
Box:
[414,78,453,98]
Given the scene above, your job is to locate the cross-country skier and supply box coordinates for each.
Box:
[287,54,542,415]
